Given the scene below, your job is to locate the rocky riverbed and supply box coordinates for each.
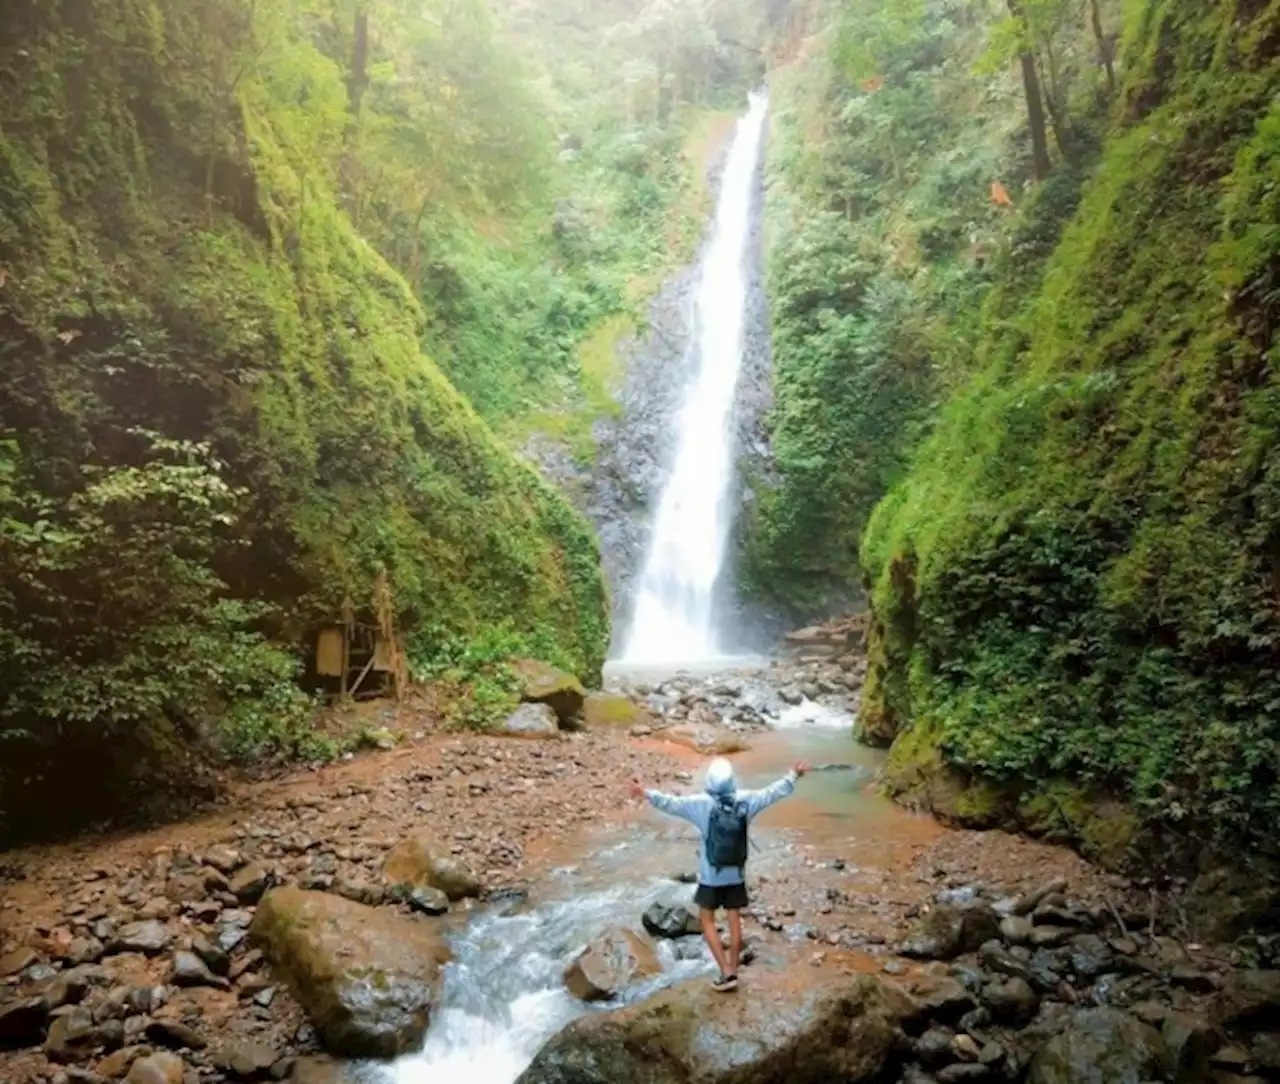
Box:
[2,657,1277,1084]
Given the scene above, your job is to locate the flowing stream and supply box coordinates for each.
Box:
[623,92,769,665]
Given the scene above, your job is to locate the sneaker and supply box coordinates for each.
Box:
[711,973,738,993]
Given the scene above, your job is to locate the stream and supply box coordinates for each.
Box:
[366,659,894,1084]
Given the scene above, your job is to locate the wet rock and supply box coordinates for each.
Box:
[515,970,910,1084]
[229,863,272,905]
[513,659,586,724]
[382,831,481,901]
[564,929,661,1001]
[406,886,450,916]
[901,905,1001,961]
[982,978,1038,1025]
[1028,1008,1166,1084]
[641,901,700,940]
[170,952,225,990]
[249,887,450,1058]
[108,922,171,957]
[124,1053,185,1084]
[0,994,49,1049]
[1215,970,1280,1028]
[1162,1012,1215,1084]
[145,1020,206,1051]
[212,1040,278,1079]
[500,703,561,738]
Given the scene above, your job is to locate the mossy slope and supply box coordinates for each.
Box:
[862,0,1280,861]
[0,1,607,743]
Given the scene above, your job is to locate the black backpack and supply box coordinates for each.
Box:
[706,796,749,871]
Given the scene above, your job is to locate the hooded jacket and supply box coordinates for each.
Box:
[643,770,798,887]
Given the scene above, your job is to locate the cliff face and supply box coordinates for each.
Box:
[0,0,607,823]
[860,0,1280,864]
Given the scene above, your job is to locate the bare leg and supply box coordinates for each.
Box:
[699,907,731,976]
[727,908,743,976]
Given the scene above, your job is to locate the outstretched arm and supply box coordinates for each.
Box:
[629,780,703,826]
[741,761,809,819]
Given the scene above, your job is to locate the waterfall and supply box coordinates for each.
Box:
[623,92,768,665]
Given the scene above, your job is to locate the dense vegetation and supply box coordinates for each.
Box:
[771,0,1280,865]
[0,0,771,838]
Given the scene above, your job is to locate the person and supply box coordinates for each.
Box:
[629,757,808,992]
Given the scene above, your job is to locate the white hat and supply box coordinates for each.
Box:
[704,757,736,796]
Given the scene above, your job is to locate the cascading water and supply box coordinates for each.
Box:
[623,92,768,665]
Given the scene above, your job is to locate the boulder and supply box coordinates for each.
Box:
[516,968,910,1084]
[564,930,661,1002]
[382,831,481,900]
[582,694,648,729]
[661,723,749,757]
[249,887,450,1058]
[1028,1009,1166,1084]
[901,905,1001,961]
[500,703,561,739]
[1215,971,1280,1028]
[514,659,586,724]
[641,901,700,940]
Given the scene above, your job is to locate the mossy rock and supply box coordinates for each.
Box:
[514,659,587,723]
[1016,782,1138,871]
[248,888,450,1058]
[883,722,1015,831]
[582,693,649,729]
[382,832,482,900]
[516,968,913,1084]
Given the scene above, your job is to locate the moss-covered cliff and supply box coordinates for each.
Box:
[0,0,607,828]
[861,0,1280,864]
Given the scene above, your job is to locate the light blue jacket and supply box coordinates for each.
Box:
[644,771,798,887]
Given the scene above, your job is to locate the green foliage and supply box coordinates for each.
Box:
[862,0,1280,858]
[745,0,1024,612]
[0,0,611,835]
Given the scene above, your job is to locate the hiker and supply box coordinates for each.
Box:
[629,757,808,992]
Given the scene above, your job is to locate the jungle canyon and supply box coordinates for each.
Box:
[2,0,1280,904]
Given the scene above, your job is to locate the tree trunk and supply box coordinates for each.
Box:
[1008,0,1052,180]
[1039,47,1075,165]
[343,8,370,222]
[1089,0,1116,97]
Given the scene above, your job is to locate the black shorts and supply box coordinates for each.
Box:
[694,882,749,911]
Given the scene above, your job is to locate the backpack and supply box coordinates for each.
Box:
[706,796,749,871]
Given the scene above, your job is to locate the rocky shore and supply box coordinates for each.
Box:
[2,656,1277,1084]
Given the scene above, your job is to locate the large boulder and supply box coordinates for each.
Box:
[382,831,481,900]
[662,723,749,757]
[1028,1008,1167,1084]
[514,659,586,724]
[500,703,562,739]
[900,904,1001,961]
[564,930,661,1002]
[516,968,910,1084]
[249,887,450,1058]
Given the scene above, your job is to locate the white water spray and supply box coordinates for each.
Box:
[623,92,768,665]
